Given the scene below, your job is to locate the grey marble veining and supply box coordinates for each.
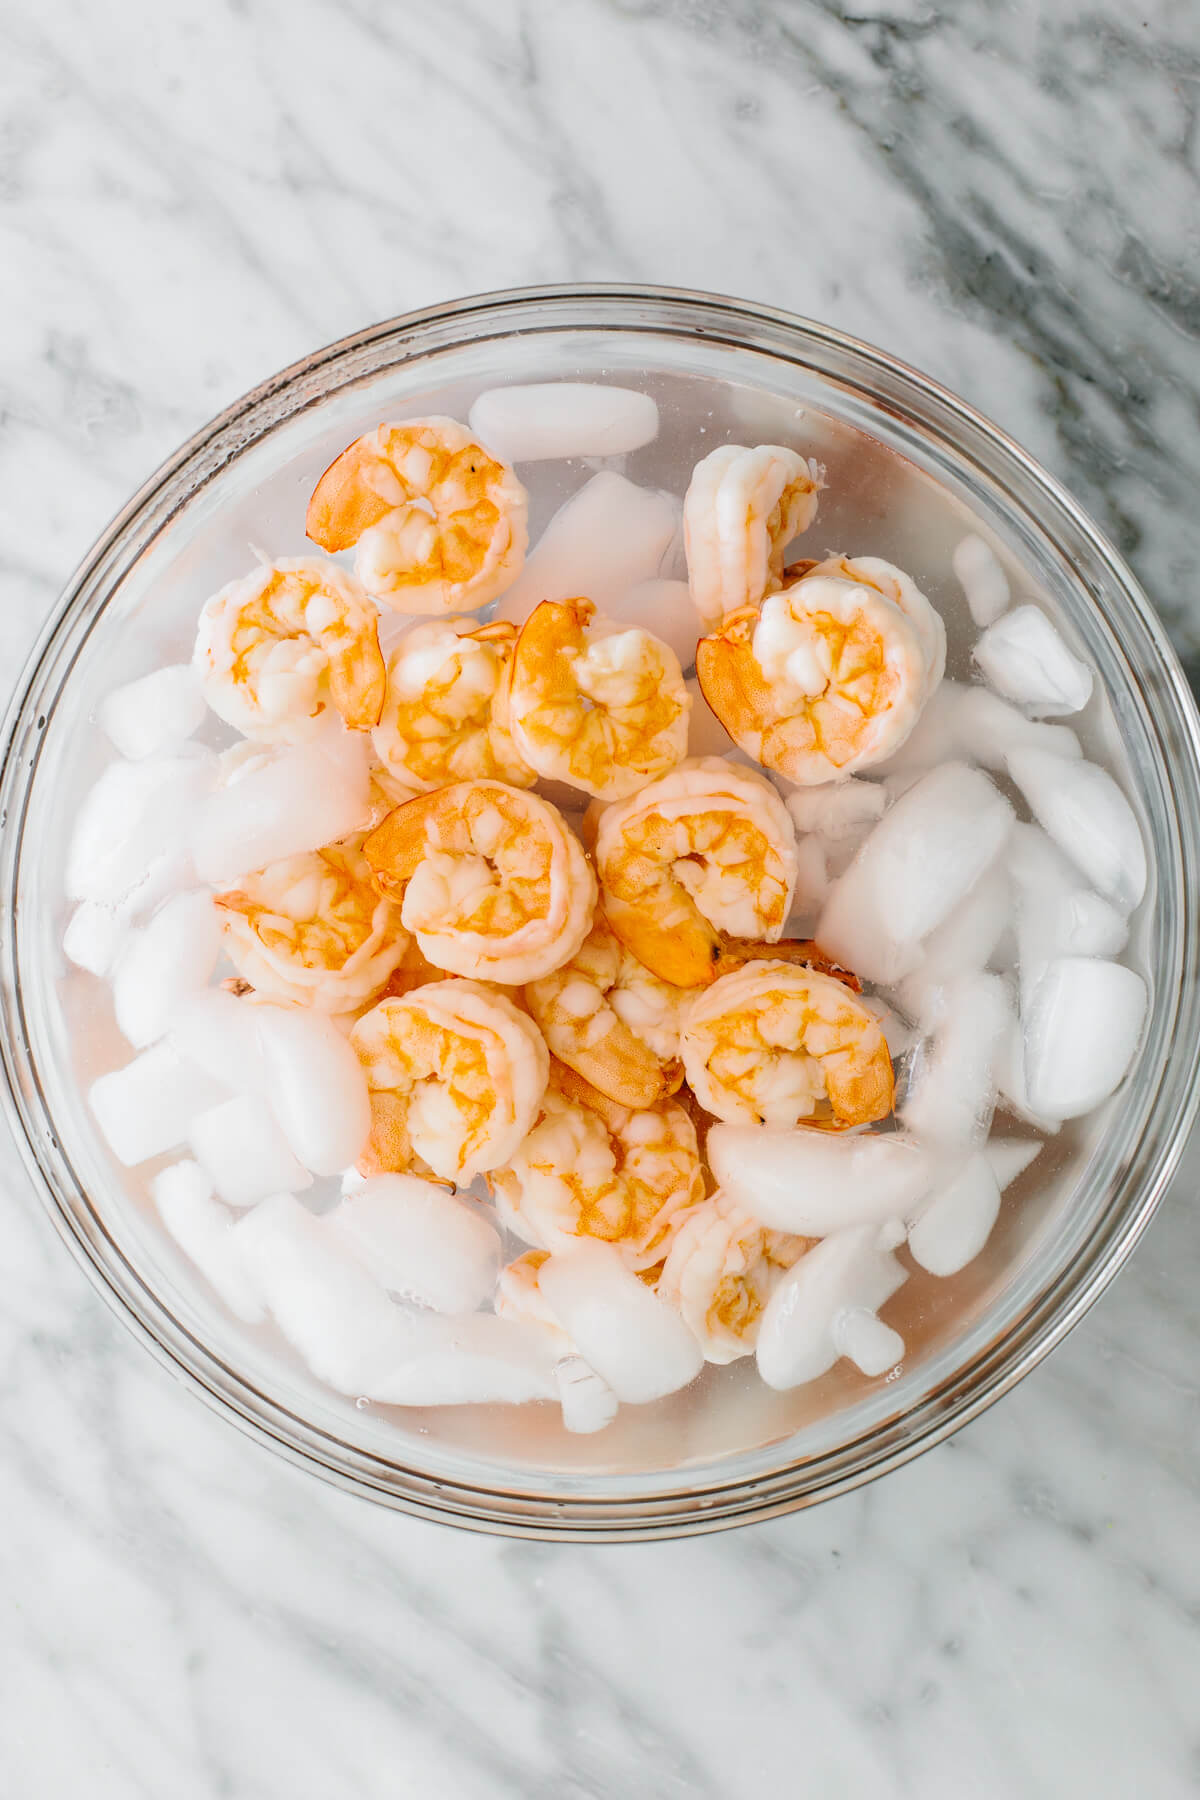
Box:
[2,1,1199,1795]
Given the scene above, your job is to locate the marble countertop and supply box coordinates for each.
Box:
[3,2,1199,1793]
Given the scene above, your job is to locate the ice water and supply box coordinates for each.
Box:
[27,331,1154,1481]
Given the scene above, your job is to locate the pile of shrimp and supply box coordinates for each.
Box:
[163,406,951,1422]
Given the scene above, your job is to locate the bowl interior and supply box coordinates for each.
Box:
[4,291,1198,1532]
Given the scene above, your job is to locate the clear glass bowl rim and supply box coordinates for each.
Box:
[3,282,1200,1541]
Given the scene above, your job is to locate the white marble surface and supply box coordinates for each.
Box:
[3,1,1200,1793]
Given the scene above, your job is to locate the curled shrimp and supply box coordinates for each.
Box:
[349,979,548,1182]
[373,617,534,791]
[503,597,690,799]
[811,556,946,691]
[489,1064,705,1271]
[655,1190,812,1363]
[696,555,944,784]
[364,779,596,984]
[679,959,894,1128]
[592,756,798,987]
[194,558,386,743]
[683,443,825,628]
[214,836,408,1013]
[524,913,689,1110]
[494,1250,573,1351]
[306,416,527,614]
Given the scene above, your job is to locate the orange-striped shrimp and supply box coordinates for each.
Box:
[306,416,527,613]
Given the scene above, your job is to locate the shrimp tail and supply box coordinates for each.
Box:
[213,889,255,920]
[307,439,393,551]
[357,1089,416,1177]
[363,789,443,887]
[713,936,863,991]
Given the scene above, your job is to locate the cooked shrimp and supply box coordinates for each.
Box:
[214,836,408,1013]
[524,913,689,1109]
[696,556,944,785]
[349,979,548,1182]
[807,555,946,693]
[194,558,386,743]
[680,959,894,1128]
[364,779,596,984]
[494,1250,573,1351]
[683,444,825,627]
[306,416,527,614]
[373,617,534,791]
[503,597,690,799]
[592,757,798,987]
[655,1190,812,1363]
[489,1065,705,1271]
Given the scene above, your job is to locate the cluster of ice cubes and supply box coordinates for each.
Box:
[58,379,1151,1431]
[769,537,1149,1342]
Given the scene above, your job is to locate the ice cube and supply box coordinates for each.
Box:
[111,892,222,1048]
[494,473,680,625]
[1008,822,1129,1014]
[63,846,196,980]
[757,1224,907,1389]
[830,1309,906,1377]
[188,1093,313,1207]
[468,383,658,462]
[959,687,1082,767]
[329,1174,500,1312]
[1023,956,1147,1120]
[89,1043,228,1166]
[606,578,699,669]
[993,1015,1062,1134]
[168,988,266,1095]
[790,833,829,923]
[952,535,1010,628]
[901,971,1011,1149]
[891,861,1011,1031]
[983,1137,1043,1191]
[364,1313,561,1406]
[66,751,215,904]
[151,1160,265,1323]
[817,763,1013,984]
[878,683,1082,777]
[907,1153,1002,1276]
[1056,890,1128,959]
[98,664,207,759]
[555,1355,620,1434]
[784,778,888,842]
[973,605,1094,717]
[1008,823,1073,1009]
[859,994,920,1059]
[707,1124,933,1236]
[365,1318,560,1406]
[63,901,130,979]
[64,845,199,981]
[255,1006,372,1176]
[875,685,961,773]
[191,730,371,884]
[235,1193,418,1394]
[537,1240,703,1403]
[1006,750,1146,914]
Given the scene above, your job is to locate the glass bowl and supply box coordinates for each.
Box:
[3,285,1199,1541]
